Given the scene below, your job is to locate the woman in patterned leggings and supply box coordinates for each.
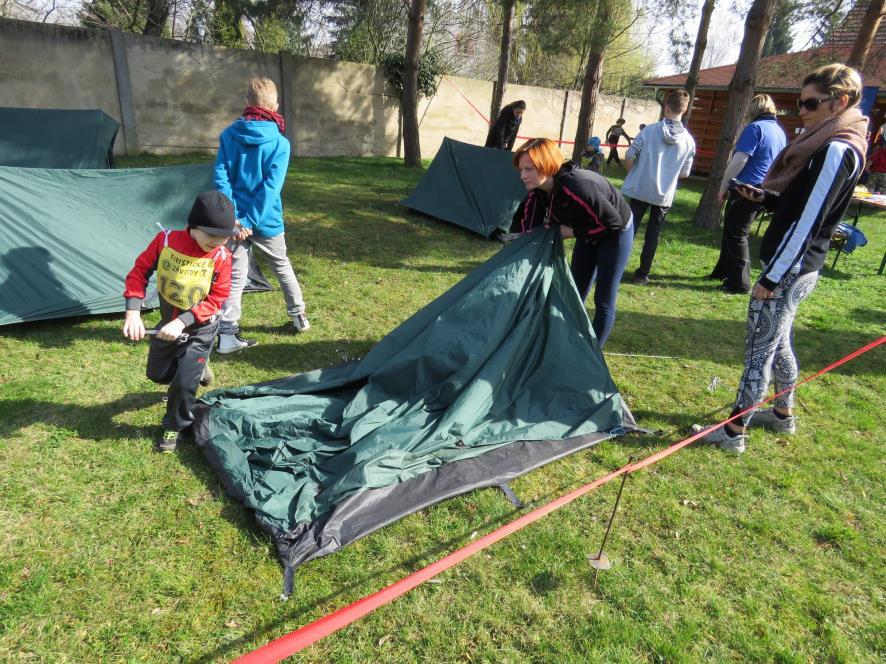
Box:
[694,64,868,453]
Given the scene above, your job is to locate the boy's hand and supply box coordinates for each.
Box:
[122,310,145,341]
[234,221,253,241]
[157,318,186,342]
[559,225,575,239]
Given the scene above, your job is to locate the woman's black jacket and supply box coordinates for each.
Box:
[510,162,632,242]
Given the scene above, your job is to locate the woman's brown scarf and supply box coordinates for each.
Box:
[763,106,868,193]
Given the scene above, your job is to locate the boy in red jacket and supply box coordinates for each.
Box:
[122,192,237,452]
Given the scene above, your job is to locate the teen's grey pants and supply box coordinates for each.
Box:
[219,233,305,334]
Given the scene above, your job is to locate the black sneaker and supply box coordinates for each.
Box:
[199,362,214,387]
[156,429,182,453]
[632,273,650,286]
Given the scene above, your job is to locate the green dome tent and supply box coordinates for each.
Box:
[401,137,527,238]
[194,227,635,592]
[0,107,119,169]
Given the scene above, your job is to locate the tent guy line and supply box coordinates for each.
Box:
[233,334,885,663]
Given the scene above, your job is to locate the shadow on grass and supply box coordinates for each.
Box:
[0,392,160,441]
[610,310,883,377]
[210,338,376,375]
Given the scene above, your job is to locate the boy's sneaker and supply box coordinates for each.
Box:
[632,273,650,286]
[199,362,214,387]
[749,408,796,434]
[156,429,182,453]
[217,332,257,354]
[691,423,747,454]
[292,311,311,333]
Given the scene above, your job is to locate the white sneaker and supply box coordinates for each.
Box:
[748,408,796,434]
[217,332,257,354]
[691,424,747,454]
[292,311,311,333]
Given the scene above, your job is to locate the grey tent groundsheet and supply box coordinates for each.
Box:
[401,136,527,238]
[194,226,635,579]
[0,164,215,326]
[0,107,119,169]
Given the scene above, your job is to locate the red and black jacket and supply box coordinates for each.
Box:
[510,162,632,241]
[124,229,232,328]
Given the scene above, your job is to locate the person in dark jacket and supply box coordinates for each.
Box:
[605,118,632,167]
[510,138,633,346]
[710,94,787,293]
[485,100,526,151]
[694,64,868,453]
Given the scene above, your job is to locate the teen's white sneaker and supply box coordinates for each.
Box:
[691,424,747,454]
[217,332,257,354]
[748,408,796,434]
[292,311,311,333]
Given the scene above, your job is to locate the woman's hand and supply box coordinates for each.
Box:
[559,225,575,239]
[751,283,773,300]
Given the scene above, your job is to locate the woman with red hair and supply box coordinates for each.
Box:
[509,138,634,346]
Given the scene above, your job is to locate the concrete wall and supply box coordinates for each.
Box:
[0,17,661,160]
[0,19,123,153]
[125,32,280,151]
[288,57,399,158]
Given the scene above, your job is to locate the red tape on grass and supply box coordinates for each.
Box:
[235,336,884,663]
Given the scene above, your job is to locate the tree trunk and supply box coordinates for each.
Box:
[693,0,779,229]
[683,0,716,126]
[847,0,886,70]
[143,0,170,36]
[572,50,605,162]
[490,0,516,122]
[402,0,426,168]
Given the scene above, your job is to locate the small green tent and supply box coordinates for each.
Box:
[0,164,215,326]
[194,226,634,591]
[401,137,527,238]
[0,108,119,169]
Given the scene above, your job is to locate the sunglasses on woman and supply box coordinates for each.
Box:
[796,96,835,112]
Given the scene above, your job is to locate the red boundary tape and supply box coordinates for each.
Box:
[234,335,884,663]
[441,76,719,156]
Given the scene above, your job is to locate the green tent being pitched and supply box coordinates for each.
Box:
[194,226,635,590]
[401,136,527,238]
[0,107,120,169]
[0,164,215,326]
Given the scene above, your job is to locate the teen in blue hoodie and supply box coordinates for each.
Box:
[213,77,309,353]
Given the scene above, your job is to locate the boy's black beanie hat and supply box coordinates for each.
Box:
[188,191,237,236]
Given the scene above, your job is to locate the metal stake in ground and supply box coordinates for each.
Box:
[587,456,633,587]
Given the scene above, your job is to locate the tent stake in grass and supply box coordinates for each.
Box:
[587,457,633,587]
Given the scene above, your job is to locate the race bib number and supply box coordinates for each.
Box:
[157,246,215,310]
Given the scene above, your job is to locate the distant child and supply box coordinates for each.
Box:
[866,138,886,193]
[122,191,237,452]
[214,77,309,354]
[581,136,604,173]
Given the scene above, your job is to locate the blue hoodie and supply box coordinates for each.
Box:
[213,118,291,238]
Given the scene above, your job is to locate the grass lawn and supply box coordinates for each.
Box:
[1,154,883,663]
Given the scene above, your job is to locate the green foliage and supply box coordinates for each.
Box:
[381,50,447,98]
[330,0,408,65]
[78,0,151,33]
[511,0,652,92]
[1,155,883,661]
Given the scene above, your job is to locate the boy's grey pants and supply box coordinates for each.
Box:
[219,233,305,334]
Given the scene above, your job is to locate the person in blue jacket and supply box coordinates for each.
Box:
[213,77,309,354]
[709,94,787,293]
